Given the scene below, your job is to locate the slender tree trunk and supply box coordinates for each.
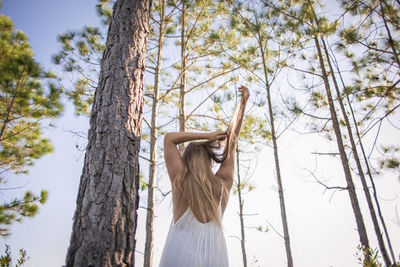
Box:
[258,35,294,267]
[66,0,152,266]
[178,3,186,153]
[313,35,370,249]
[332,50,397,264]
[236,147,248,267]
[144,1,165,266]
[0,91,17,141]
[0,70,27,141]
[320,36,392,266]
[348,90,397,265]
[380,0,400,69]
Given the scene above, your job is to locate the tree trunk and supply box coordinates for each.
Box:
[380,0,400,69]
[0,90,17,141]
[331,47,397,264]
[178,2,186,153]
[348,84,397,265]
[314,35,370,249]
[66,0,152,266]
[0,70,27,141]
[320,36,392,266]
[258,34,294,267]
[236,148,248,267]
[144,1,165,266]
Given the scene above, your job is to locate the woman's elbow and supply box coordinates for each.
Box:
[164,132,177,145]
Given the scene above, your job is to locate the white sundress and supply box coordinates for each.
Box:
[158,188,229,267]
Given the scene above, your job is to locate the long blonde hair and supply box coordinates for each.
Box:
[173,139,229,226]
[173,104,240,226]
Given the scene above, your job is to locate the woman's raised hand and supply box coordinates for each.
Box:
[208,130,227,142]
[238,85,250,103]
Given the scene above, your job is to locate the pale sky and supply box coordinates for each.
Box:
[1,1,400,267]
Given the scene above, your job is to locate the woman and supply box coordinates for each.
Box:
[159,85,250,267]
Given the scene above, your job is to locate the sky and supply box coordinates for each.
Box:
[1,0,400,267]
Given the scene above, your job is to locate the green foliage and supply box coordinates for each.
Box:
[340,26,358,44]
[96,0,114,26]
[52,1,109,115]
[139,172,148,192]
[0,15,63,176]
[0,190,48,237]
[379,144,400,171]
[0,244,29,267]
[52,25,104,115]
[0,15,61,236]
[355,245,383,267]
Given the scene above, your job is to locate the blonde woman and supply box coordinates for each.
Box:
[158,86,249,267]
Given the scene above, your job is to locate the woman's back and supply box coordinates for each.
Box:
[158,186,229,267]
[159,85,249,267]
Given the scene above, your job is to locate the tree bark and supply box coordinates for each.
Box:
[144,1,165,266]
[178,2,186,153]
[236,148,248,267]
[66,0,152,266]
[257,33,294,267]
[314,35,370,249]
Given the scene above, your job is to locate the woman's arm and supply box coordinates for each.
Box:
[164,131,217,145]
[164,131,226,182]
[216,85,249,187]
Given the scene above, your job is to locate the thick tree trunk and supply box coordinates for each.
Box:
[236,148,248,267]
[320,37,392,266]
[258,35,294,267]
[314,36,370,249]
[66,0,152,266]
[144,1,165,266]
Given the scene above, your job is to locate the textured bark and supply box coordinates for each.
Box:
[144,1,165,266]
[258,35,294,267]
[314,36,370,248]
[65,0,152,266]
[320,37,392,266]
[236,149,248,267]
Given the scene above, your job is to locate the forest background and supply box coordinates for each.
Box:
[1,0,400,266]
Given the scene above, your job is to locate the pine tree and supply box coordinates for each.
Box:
[162,0,240,145]
[338,0,400,264]
[263,0,372,252]
[339,0,400,173]
[227,1,296,265]
[143,0,171,265]
[0,15,63,237]
[65,0,152,265]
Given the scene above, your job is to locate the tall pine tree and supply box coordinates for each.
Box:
[65,0,152,265]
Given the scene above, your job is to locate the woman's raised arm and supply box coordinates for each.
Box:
[164,131,226,145]
[216,85,249,187]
